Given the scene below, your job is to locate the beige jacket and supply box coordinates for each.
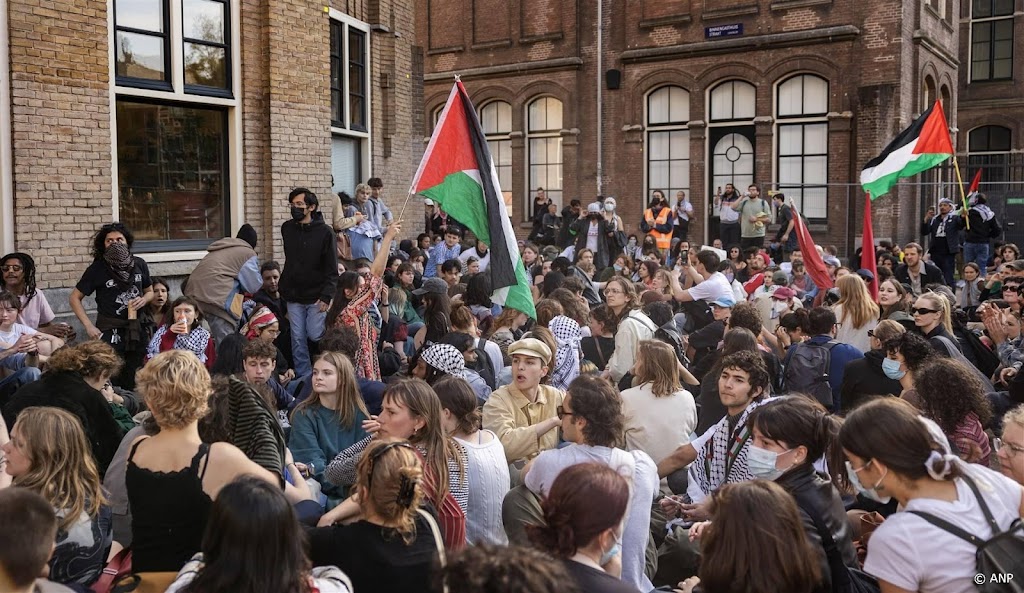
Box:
[483,383,563,463]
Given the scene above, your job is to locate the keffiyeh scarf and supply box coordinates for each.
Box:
[693,397,768,497]
[148,324,212,364]
[104,242,135,288]
[549,315,582,392]
[421,343,468,378]
[241,306,278,340]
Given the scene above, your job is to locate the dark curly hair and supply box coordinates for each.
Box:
[913,358,993,434]
[883,331,935,372]
[0,252,38,301]
[440,544,572,593]
[719,350,770,398]
[91,223,135,260]
[566,374,624,447]
[727,301,763,336]
[588,303,619,335]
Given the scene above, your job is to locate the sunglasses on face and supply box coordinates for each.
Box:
[912,307,939,315]
[1003,285,1021,292]
[1,265,22,272]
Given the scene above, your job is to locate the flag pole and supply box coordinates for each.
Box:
[951,155,971,230]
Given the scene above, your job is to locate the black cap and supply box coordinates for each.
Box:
[236,224,258,249]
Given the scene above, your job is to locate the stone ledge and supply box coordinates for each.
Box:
[620,25,860,63]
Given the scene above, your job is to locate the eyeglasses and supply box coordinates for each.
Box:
[1,265,22,272]
[867,330,875,338]
[366,441,415,490]
[833,322,843,330]
[556,406,574,420]
[911,307,939,315]
[1003,285,1021,292]
[994,438,1024,457]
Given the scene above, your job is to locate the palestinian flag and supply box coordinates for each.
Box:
[860,100,953,199]
[410,81,536,318]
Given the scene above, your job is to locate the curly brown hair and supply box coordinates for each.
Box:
[913,358,993,434]
[47,340,123,379]
[441,544,572,593]
[727,301,763,336]
[566,374,624,447]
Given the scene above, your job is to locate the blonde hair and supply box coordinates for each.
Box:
[12,407,105,531]
[292,352,369,429]
[653,269,673,296]
[136,350,211,429]
[835,274,879,330]
[634,340,682,397]
[356,439,424,543]
[918,292,953,334]
[872,319,905,344]
[47,341,123,379]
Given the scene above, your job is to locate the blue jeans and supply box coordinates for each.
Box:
[348,232,375,261]
[287,302,327,377]
[0,366,41,392]
[964,242,990,275]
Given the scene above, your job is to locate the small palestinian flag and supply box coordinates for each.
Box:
[860,100,953,199]
[410,81,536,318]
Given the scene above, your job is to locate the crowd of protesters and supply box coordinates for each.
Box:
[1,181,1023,593]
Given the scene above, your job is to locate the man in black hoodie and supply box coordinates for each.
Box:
[281,188,339,377]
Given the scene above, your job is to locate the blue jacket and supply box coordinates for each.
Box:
[784,335,863,412]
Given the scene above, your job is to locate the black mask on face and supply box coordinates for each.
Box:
[290,206,306,221]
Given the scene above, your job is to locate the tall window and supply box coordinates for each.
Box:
[710,80,756,122]
[776,74,829,219]
[480,101,513,204]
[329,12,371,194]
[526,96,563,214]
[923,75,936,110]
[709,80,756,197]
[329,18,369,132]
[646,86,690,206]
[114,0,171,88]
[971,0,1014,82]
[113,0,237,251]
[968,125,1012,183]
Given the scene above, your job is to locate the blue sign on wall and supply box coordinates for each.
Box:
[705,23,744,39]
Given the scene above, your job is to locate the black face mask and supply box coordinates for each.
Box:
[290,206,306,221]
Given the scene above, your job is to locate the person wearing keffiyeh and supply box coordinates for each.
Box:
[145,295,217,370]
[70,223,154,389]
[961,192,1002,275]
[548,315,582,392]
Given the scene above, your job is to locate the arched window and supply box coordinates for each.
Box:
[479,100,513,204]
[968,125,1012,183]
[776,74,829,219]
[923,75,937,111]
[646,86,690,206]
[526,97,563,213]
[709,80,756,122]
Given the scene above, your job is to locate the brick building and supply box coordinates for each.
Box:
[418,0,961,252]
[0,0,421,323]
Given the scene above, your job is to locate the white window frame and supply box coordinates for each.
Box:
[525,96,564,218]
[969,0,1014,83]
[329,9,372,185]
[107,0,242,260]
[773,74,829,220]
[644,86,691,208]
[479,100,513,205]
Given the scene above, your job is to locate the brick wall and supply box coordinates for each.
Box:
[9,0,112,289]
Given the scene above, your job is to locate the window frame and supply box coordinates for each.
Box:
[110,0,242,256]
[774,74,830,221]
[328,10,371,138]
[180,0,232,97]
[708,79,756,124]
[967,125,1013,184]
[645,85,691,206]
[113,0,173,91]
[330,19,344,128]
[525,96,564,218]
[479,100,513,205]
[970,0,1015,83]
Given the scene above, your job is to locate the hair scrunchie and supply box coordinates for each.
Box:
[924,450,957,481]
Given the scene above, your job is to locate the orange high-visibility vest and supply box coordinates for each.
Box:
[644,207,672,251]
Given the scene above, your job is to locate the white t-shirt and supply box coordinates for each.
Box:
[526,444,659,592]
[621,383,697,466]
[864,464,1024,593]
[18,293,55,329]
[586,222,600,252]
[686,272,734,304]
[458,248,491,272]
[0,322,37,347]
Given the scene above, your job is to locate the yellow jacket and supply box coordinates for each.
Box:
[482,383,564,463]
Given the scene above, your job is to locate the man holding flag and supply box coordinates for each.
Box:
[409,79,536,319]
[961,170,1002,275]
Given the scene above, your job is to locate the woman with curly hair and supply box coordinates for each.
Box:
[310,440,442,593]
[2,406,112,589]
[581,304,617,371]
[911,358,993,465]
[883,330,937,404]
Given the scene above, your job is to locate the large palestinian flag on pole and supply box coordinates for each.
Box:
[410,81,536,318]
[860,100,954,199]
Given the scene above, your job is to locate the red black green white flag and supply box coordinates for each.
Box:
[409,81,536,318]
[860,100,954,199]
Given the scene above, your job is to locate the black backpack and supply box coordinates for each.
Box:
[783,340,838,408]
[471,338,497,390]
[908,473,1024,593]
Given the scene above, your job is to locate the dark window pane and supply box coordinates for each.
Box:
[974,0,991,17]
[349,62,364,95]
[116,31,166,80]
[116,101,228,243]
[330,22,344,127]
[350,96,365,130]
[995,0,1014,15]
[182,0,224,43]
[332,90,342,124]
[116,0,164,32]
[974,22,991,42]
[348,29,366,130]
[184,43,226,88]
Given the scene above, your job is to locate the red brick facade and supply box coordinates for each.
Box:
[419,0,960,253]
